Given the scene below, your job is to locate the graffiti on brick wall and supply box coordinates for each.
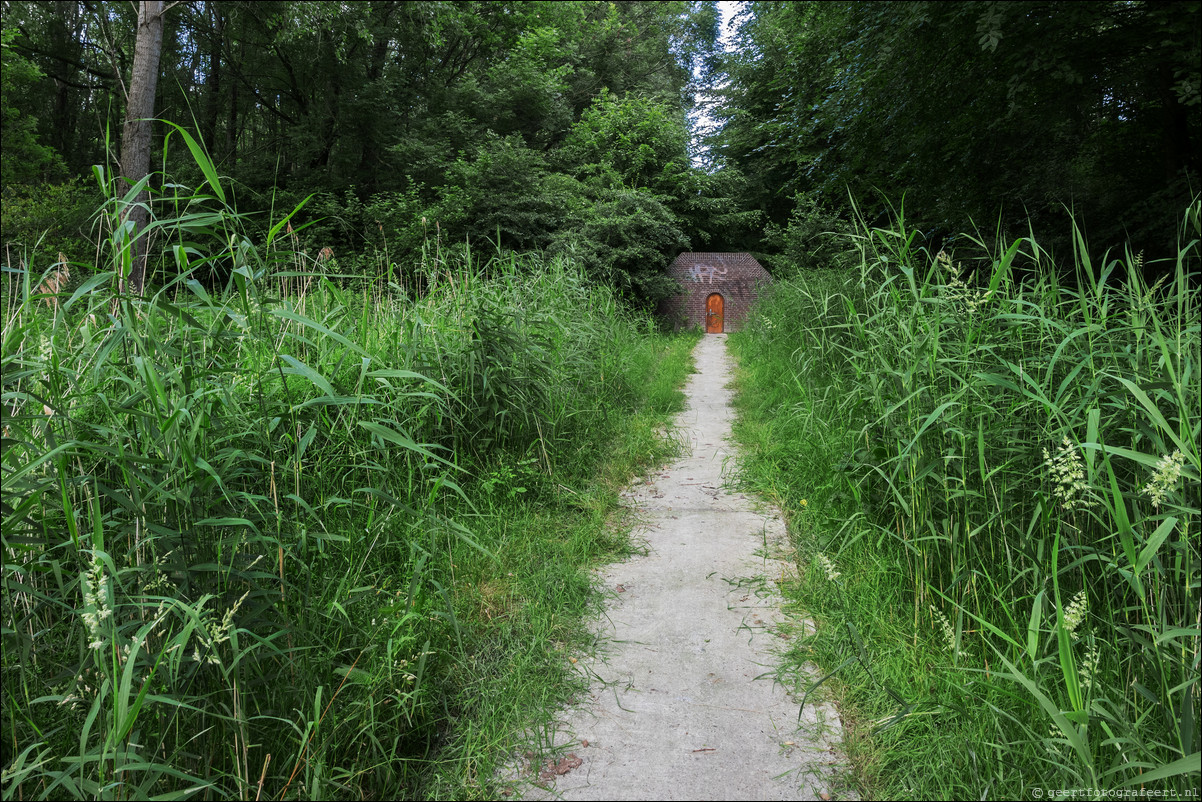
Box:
[687,263,727,284]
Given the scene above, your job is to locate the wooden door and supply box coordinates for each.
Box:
[706,293,724,333]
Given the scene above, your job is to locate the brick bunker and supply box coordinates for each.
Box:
[659,252,772,333]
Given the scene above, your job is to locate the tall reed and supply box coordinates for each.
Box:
[731,199,1200,796]
[1,132,695,799]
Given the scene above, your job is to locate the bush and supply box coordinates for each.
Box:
[1,176,101,271]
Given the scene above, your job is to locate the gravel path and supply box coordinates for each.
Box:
[518,335,849,801]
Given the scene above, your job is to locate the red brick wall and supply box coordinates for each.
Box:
[658,253,772,332]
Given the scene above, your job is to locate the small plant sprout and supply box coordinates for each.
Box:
[1042,437,1095,512]
[1141,449,1186,509]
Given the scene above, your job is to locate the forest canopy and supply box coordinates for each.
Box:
[1,0,734,303]
[2,0,1199,295]
[711,0,1201,271]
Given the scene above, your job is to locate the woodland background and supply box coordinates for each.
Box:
[3,1,1199,296]
[1,3,1199,800]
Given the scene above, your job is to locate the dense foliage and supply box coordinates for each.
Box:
[5,2,1202,798]
[1,0,743,305]
[713,1,1202,271]
[1,154,699,798]
[731,202,1201,796]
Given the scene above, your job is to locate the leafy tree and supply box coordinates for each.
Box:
[762,192,853,275]
[433,136,588,253]
[0,23,64,184]
[550,186,689,307]
[714,1,1202,266]
[559,89,692,196]
[2,0,731,304]
[471,25,577,149]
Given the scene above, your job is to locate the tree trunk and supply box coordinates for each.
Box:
[119,0,165,296]
[47,1,90,169]
[203,1,223,157]
[226,30,240,163]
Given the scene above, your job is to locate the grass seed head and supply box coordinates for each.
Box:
[1141,450,1186,509]
[929,605,972,659]
[1062,589,1088,636]
[1042,437,1094,512]
[936,251,993,314]
[81,554,113,649]
[1079,638,1100,691]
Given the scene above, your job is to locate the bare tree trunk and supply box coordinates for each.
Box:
[49,1,84,166]
[203,1,223,157]
[227,29,240,163]
[119,0,165,296]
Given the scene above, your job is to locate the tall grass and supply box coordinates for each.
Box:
[1,132,697,800]
[731,200,1200,797]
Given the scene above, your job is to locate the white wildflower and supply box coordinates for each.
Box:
[814,553,841,582]
[217,591,249,641]
[1045,723,1064,756]
[930,605,971,659]
[1079,638,1099,691]
[936,251,993,314]
[81,553,113,649]
[1062,589,1088,636]
[931,605,953,651]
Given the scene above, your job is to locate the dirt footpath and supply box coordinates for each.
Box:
[520,335,849,801]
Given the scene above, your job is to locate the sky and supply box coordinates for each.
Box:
[690,1,744,166]
[717,0,743,49]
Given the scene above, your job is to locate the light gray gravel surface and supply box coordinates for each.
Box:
[517,335,850,801]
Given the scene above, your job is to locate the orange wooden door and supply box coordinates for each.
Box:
[706,293,724,333]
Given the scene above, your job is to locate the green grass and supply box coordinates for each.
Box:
[0,135,700,800]
[730,200,1201,799]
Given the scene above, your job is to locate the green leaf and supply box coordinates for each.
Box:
[357,421,438,460]
[279,354,335,398]
[1051,529,1083,713]
[162,121,225,204]
[1114,753,1200,786]
[1135,516,1178,575]
[1101,448,1141,592]
[994,653,1092,769]
[269,307,369,358]
[1027,590,1044,665]
[1114,376,1190,456]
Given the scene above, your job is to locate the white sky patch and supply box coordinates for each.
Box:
[716,0,743,50]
